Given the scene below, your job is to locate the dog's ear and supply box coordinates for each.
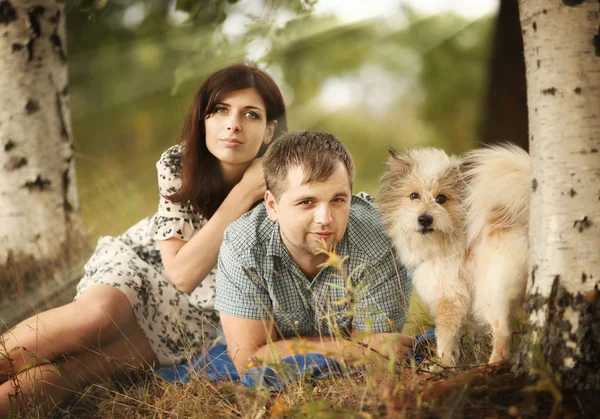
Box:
[458,159,473,177]
[388,145,402,160]
[387,146,412,173]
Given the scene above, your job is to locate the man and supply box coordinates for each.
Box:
[215,130,414,374]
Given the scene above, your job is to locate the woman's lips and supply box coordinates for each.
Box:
[220,138,242,147]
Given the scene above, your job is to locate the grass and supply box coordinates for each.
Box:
[3,251,596,418]
[1,151,596,417]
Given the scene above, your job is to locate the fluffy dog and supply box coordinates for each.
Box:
[378,144,530,366]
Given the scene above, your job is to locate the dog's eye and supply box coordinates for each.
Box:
[436,194,447,204]
[410,193,420,200]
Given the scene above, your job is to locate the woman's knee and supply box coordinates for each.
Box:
[72,286,138,341]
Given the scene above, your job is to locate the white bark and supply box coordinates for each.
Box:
[0,1,85,274]
[519,0,600,388]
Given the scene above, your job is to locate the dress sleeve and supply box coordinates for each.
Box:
[149,145,206,241]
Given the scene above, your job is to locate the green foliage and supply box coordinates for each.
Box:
[65,2,494,240]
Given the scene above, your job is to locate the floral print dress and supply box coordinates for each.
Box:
[75,144,220,366]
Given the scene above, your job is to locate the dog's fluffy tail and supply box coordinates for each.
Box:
[464,144,531,245]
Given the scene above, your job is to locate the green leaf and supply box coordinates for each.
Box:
[17,363,36,374]
[95,0,108,9]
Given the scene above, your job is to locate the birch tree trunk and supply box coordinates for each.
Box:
[518,0,600,390]
[0,0,87,297]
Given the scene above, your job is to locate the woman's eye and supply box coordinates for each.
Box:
[244,111,259,119]
[215,107,227,114]
[409,193,419,200]
[436,194,447,204]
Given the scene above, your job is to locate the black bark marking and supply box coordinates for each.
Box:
[542,9,547,14]
[532,178,538,192]
[574,87,582,94]
[4,156,27,170]
[4,140,15,151]
[61,85,68,96]
[26,39,34,61]
[532,21,537,32]
[562,0,585,5]
[591,148,598,153]
[55,92,68,138]
[542,87,557,95]
[27,6,43,37]
[594,25,600,57]
[570,188,577,197]
[0,1,16,25]
[49,9,59,24]
[537,59,541,68]
[11,43,23,52]
[25,99,39,114]
[573,216,591,232]
[582,272,587,284]
[50,29,66,61]
[23,175,51,191]
[521,274,600,392]
[25,6,44,61]
[531,264,538,286]
[62,169,72,213]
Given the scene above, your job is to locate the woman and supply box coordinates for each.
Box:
[0,63,287,414]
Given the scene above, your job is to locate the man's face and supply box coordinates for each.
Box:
[265,162,352,261]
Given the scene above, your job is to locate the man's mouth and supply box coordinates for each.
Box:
[313,232,333,240]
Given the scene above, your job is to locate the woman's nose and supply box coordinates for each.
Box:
[226,114,241,132]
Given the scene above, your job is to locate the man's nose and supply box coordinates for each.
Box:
[314,204,333,225]
[226,113,241,132]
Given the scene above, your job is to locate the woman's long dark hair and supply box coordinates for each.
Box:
[168,64,287,218]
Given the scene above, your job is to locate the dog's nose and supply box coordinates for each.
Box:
[418,214,433,228]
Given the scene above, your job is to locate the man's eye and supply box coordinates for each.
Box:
[332,197,346,203]
[409,192,419,200]
[436,194,447,204]
[299,200,313,205]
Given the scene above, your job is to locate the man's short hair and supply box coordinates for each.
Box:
[262,130,355,199]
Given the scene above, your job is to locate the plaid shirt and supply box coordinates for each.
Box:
[215,194,412,338]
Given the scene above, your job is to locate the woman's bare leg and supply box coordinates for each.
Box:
[0,285,158,386]
[0,322,157,417]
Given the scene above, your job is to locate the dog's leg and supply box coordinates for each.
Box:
[478,231,528,364]
[489,319,511,363]
[435,297,466,366]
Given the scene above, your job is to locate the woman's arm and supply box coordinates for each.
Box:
[160,159,265,293]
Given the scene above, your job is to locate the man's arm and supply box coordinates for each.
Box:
[221,313,415,374]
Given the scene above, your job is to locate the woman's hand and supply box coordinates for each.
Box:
[238,158,267,203]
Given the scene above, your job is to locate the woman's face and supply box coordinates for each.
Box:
[205,87,275,171]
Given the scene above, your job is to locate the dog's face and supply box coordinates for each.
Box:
[378,147,466,257]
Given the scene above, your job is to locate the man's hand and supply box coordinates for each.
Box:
[354,332,416,363]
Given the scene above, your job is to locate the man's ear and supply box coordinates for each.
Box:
[264,190,278,221]
[263,120,278,145]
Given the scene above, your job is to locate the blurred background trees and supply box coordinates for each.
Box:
[2,0,516,331]
[66,0,499,241]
